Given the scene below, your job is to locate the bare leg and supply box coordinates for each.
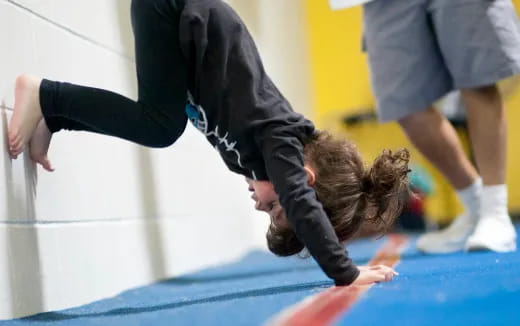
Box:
[462,85,516,252]
[8,74,43,158]
[461,85,506,186]
[398,106,479,190]
[399,106,482,253]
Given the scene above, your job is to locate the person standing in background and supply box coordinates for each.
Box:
[331,0,519,253]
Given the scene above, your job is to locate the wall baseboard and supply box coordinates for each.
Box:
[0,216,263,320]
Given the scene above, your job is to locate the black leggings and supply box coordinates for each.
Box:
[40,0,188,148]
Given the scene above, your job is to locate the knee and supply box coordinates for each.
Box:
[147,138,176,149]
[398,106,437,129]
[146,127,185,148]
[460,84,499,99]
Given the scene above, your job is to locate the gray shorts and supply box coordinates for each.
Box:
[363,0,520,122]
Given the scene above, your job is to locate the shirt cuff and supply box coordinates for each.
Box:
[333,265,360,286]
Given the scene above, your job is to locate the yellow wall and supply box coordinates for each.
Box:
[304,4,371,124]
[304,0,520,222]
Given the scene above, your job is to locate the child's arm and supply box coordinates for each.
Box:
[258,128,360,286]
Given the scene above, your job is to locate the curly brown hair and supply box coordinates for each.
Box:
[266,130,410,256]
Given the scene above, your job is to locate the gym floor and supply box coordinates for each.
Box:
[2,227,519,326]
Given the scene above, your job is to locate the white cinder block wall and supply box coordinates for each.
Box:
[0,0,312,320]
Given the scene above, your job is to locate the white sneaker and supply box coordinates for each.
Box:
[465,215,517,252]
[416,213,477,254]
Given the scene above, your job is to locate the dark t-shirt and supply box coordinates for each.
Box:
[178,0,359,285]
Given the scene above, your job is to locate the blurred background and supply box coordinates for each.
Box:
[0,0,519,319]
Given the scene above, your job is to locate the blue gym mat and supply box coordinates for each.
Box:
[2,227,519,326]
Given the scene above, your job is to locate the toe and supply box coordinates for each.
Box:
[34,155,54,172]
[12,145,24,157]
[10,136,22,151]
[7,129,16,142]
[41,158,54,172]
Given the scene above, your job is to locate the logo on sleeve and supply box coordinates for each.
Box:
[185,93,246,172]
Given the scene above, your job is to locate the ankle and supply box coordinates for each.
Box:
[16,74,40,91]
[481,184,509,218]
[456,177,482,218]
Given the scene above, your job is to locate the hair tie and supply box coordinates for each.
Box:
[360,178,372,194]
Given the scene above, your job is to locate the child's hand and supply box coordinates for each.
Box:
[352,265,398,285]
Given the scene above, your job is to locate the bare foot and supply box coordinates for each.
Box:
[30,118,54,172]
[8,74,43,158]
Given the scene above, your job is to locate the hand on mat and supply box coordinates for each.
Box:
[353,265,398,285]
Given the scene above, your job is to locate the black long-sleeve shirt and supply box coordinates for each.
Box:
[178,0,360,285]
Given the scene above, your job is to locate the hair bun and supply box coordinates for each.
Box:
[362,148,411,233]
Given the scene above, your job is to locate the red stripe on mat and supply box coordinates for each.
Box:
[269,234,408,326]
